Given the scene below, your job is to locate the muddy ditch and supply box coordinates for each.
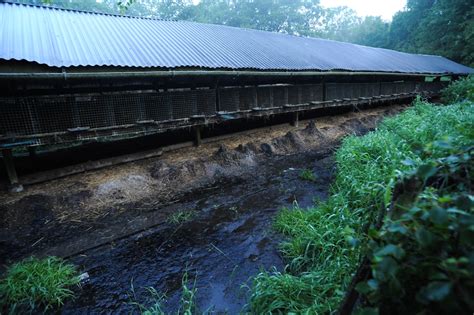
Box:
[0,105,406,313]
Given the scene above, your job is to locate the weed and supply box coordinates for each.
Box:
[167,210,196,225]
[129,271,198,315]
[249,98,474,313]
[0,256,80,312]
[178,272,197,315]
[356,145,474,314]
[441,74,474,103]
[299,169,317,182]
[130,284,166,315]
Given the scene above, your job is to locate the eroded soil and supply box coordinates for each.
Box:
[0,105,406,313]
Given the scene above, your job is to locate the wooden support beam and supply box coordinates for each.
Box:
[2,149,23,192]
[291,112,299,127]
[194,126,202,146]
[28,146,37,159]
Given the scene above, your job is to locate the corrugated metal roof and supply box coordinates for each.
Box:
[0,2,472,74]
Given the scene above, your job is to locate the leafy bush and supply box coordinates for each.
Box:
[249,100,474,314]
[0,257,80,312]
[442,75,474,103]
[357,144,474,314]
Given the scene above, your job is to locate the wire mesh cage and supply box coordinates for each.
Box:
[0,80,444,147]
[218,87,240,112]
[0,88,216,143]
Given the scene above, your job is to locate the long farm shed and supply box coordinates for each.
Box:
[0,2,473,189]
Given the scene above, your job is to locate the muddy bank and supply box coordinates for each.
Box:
[1,105,406,312]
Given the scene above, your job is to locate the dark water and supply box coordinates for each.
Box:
[63,150,334,314]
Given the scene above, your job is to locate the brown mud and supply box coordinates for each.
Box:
[0,105,406,313]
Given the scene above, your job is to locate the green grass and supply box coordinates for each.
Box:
[248,98,474,314]
[299,169,317,182]
[130,286,166,315]
[167,210,196,225]
[177,272,197,315]
[130,272,198,315]
[0,256,80,312]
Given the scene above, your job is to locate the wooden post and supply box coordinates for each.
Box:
[28,146,37,159]
[194,126,202,147]
[291,112,299,127]
[28,146,38,167]
[2,149,23,192]
[322,81,326,102]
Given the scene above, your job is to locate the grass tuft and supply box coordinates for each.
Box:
[0,256,80,312]
[299,169,317,182]
[178,271,197,315]
[167,210,196,225]
[130,271,197,315]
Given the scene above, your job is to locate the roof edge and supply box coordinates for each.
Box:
[0,69,466,80]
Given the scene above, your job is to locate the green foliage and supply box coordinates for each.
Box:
[442,75,474,104]
[130,286,166,315]
[178,272,197,315]
[249,268,345,314]
[167,210,196,225]
[130,272,197,315]
[299,169,317,182]
[357,144,474,314]
[0,257,80,312]
[249,99,474,313]
[389,0,474,66]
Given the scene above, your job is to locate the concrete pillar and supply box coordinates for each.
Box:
[2,149,23,192]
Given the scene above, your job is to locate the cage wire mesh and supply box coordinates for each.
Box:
[0,81,444,146]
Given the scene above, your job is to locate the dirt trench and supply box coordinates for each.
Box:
[0,105,406,313]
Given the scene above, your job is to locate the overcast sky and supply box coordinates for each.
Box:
[189,1,408,21]
[320,0,407,21]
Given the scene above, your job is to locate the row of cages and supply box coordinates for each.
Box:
[0,81,447,142]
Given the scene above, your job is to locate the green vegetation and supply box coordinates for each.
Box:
[130,272,198,315]
[0,257,80,312]
[442,75,474,104]
[249,82,474,313]
[299,169,317,182]
[130,286,166,315]
[356,144,474,314]
[167,210,196,225]
[177,272,197,315]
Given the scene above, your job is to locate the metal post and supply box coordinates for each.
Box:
[2,149,23,192]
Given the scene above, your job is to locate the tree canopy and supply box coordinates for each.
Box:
[13,0,474,66]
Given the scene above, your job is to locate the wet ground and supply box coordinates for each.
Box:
[65,150,333,314]
[0,105,407,313]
